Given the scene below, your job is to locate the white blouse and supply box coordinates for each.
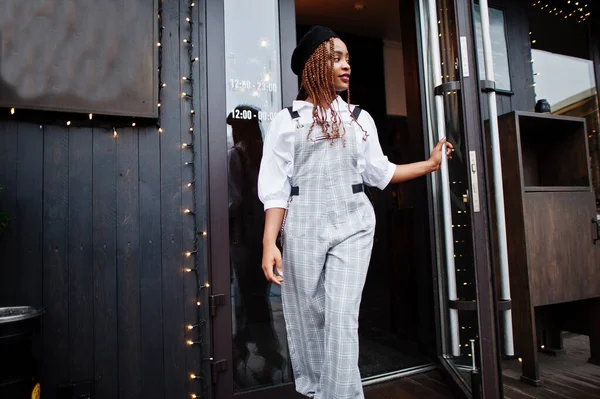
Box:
[258,96,396,210]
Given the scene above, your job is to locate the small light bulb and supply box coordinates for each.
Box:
[202,231,207,236]
[196,301,201,306]
[158,103,161,107]
[67,121,71,126]
[185,268,192,272]
[89,113,93,120]
[191,395,197,399]
[162,83,167,88]
[182,76,188,80]
[191,2,195,6]
[184,209,191,213]
[187,183,192,187]
[187,325,194,330]
[190,374,196,379]
[187,340,193,345]
[10,108,15,115]
[191,110,195,114]
[518,357,523,363]
[186,252,192,257]
[192,57,199,62]
[189,127,194,132]
[158,128,163,133]
[186,17,191,23]
[205,283,210,288]
[132,122,136,127]
[113,129,118,138]
[157,42,161,47]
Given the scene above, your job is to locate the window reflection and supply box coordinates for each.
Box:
[224,0,291,392]
[531,51,600,205]
[473,4,511,92]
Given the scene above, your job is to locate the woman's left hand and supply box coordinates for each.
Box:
[428,137,454,171]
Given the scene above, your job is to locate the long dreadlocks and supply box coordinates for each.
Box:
[298,38,368,143]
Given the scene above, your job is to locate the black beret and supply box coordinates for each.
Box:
[291,26,339,76]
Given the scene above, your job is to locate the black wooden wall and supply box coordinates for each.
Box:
[0,1,209,398]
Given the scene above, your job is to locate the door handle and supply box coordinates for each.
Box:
[593,218,600,245]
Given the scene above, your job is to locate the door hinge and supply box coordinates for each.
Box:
[209,294,226,316]
[211,359,228,383]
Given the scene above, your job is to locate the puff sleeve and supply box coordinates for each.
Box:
[358,110,396,190]
[258,110,295,210]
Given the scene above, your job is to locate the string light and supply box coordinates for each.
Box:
[531,0,591,22]
[10,108,15,115]
[179,3,208,395]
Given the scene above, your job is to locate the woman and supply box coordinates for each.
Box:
[257,26,452,399]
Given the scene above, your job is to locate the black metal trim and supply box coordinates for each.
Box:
[210,359,228,383]
[448,299,511,312]
[480,80,496,93]
[434,81,462,95]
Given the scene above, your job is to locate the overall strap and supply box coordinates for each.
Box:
[352,106,362,120]
[286,106,300,120]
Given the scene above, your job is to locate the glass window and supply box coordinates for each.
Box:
[528,5,600,206]
[473,4,512,92]
[224,0,291,392]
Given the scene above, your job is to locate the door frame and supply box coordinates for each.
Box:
[203,0,503,398]
[405,0,504,397]
[203,0,302,398]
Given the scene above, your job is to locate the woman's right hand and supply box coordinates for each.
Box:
[262,243,283,285]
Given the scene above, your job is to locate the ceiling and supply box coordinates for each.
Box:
[295,0,403,42]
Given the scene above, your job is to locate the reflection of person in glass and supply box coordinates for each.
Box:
[258,26,453,398]
[227,105,285,387]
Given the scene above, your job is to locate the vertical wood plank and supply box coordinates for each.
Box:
[0,122,19,304]
[139,125,165,399]
[68,127,94,384]
[161,0,186,397]
[93,127,119,398]
[16,124,44,308]
[42,125,70,398]
[117,127,142,398]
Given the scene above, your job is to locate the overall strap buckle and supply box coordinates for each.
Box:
[286,106,303,129]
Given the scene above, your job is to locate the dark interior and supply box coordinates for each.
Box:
[296,0,437,379]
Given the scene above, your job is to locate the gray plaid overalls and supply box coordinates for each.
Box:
[281,107,375,399]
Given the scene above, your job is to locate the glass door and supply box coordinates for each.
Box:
[418,0,503,397]
[205,0,301,398]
